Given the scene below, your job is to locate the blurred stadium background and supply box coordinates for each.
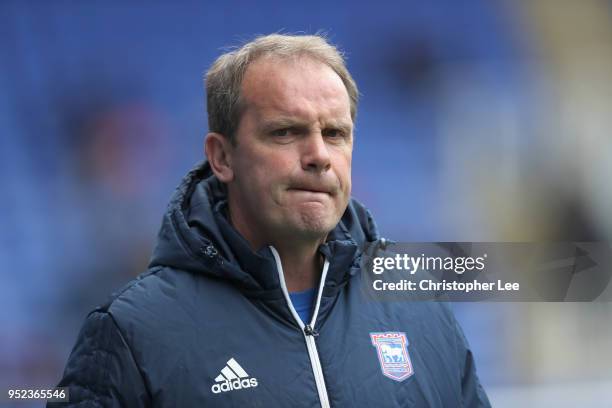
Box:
[1,1,611,406]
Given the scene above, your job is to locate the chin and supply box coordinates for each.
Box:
[291,212,339,238]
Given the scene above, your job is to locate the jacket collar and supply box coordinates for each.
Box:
[149,161,379,298]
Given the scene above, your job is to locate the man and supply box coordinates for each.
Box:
[52,34,490,407]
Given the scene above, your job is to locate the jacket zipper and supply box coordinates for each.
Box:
[270,246,331,408]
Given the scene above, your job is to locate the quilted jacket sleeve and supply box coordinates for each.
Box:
[48,311,150,407]
[454,317,492,408]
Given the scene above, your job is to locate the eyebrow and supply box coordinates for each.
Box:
[324,119,353,135]
[260,118,308,133]
[260,117,353,134]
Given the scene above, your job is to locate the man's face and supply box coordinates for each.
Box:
[227,56,353,247]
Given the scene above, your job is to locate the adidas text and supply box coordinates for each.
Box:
[212,378,258,394]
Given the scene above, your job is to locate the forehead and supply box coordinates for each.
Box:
[240,56,351,121]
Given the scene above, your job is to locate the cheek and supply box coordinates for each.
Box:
[235,149,271,183]
[248,162,287,201]
[336,151,352,188]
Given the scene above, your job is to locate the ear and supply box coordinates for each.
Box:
[205,132,234,183]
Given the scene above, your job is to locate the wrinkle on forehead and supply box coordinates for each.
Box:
[240,55,352,124]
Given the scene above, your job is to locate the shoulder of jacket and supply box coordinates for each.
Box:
[90,266,164,314]
[90,265,226,324]
[91,265,176,317]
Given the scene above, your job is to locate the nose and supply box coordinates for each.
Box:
[300,132,331,173]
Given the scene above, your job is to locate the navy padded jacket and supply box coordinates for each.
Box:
[51,162,491,407]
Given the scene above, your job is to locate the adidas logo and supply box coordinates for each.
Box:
[211,358,259,394]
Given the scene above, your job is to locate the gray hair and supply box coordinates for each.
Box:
[205,33,359,144]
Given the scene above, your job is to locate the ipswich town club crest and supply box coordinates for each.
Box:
[370,332,414,381]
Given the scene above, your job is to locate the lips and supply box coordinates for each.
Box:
[288,185,333,195]
[287,189,331,206]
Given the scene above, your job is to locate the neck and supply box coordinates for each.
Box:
[273,240,324,292]
[226,201,326,292]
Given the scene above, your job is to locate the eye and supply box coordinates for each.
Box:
[322,128,345,138]
[270,128,291,137]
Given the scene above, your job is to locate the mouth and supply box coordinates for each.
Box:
[286,187,333,203]
[288,187,332,195]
